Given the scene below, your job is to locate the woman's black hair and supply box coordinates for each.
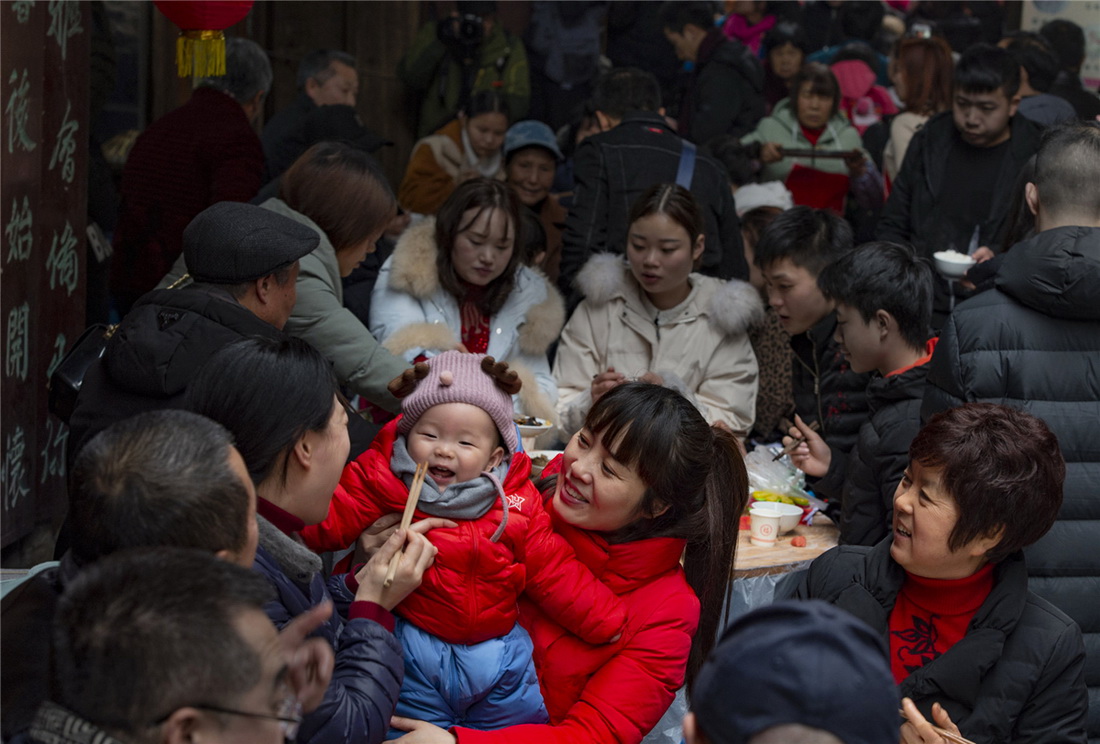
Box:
[762,20,811,57]
[435,178,525,316]
[184,337,342,487]
[995,154,1037,250]
[556,383,748,691]
[462,89,510,121]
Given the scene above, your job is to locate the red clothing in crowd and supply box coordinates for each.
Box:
[111,87,263,304]
[300,420,625,647]
[455,458,700,744]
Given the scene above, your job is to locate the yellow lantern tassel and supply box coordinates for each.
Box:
[176,30,226,78]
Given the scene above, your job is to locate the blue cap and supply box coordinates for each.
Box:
[504,120,563,162]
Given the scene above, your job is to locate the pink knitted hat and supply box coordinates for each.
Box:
[396,351,520,453]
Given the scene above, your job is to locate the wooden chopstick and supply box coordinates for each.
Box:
[771,420,821,462]
[898,709,976,744]
[383,462,428,588]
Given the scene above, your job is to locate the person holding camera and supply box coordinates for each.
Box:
[398,1,529,140]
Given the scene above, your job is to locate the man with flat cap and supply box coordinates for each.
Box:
[68,201,321,465]
[685,600,900,744]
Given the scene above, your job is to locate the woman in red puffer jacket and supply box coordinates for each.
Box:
[390,382,749,744]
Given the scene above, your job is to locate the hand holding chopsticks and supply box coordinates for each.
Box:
[899,699,975,744]
[773,416,823,464]
[384,462,428,588]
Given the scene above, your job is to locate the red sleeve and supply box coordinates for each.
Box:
[454,589,698,744]
[519,500,626,644]
[206,118,263,203]
[300,451,391,552]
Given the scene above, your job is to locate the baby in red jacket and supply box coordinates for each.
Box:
[301,351,626,733]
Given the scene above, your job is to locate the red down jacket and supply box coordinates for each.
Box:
[455,492,699,744]
[301,420,625,646]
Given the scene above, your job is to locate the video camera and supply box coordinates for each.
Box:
[438,13,485,53]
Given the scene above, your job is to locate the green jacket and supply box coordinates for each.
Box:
[741,98,862,183]
[398,21,529,138]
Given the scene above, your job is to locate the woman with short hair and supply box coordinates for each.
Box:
[798,403,1087,744]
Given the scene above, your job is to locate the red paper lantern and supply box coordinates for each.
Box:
[154,0,255,78]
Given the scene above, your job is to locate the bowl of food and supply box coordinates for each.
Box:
[514,415,553,438]
[933,250,976,280]
[527,450,562,477]
[748,501,803,534]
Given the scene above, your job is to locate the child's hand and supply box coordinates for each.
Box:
[759,142,784,163]
[783,414,831,478]
[354,528,438,610]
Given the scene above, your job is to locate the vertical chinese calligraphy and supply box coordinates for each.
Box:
[5,197,33,263]
[10,1,35,24]
[47,221,79,295]
[47,0,83,61]
[5,303,30,381]
[45,333,67,381]
[5,69,37,154]
[40,417,68,484]
[2,427,31,511]
[49,99,79,183]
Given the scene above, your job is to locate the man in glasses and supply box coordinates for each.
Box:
[27,547,304,744]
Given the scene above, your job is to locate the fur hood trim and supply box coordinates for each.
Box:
[257,515,322,584]
[517,268,565,355]
[382,322,459,357]
[389,218,441,299]
[575,253,764,336]
[709,277,765,336]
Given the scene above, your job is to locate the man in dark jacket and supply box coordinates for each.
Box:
[558,67,746,300]
[111,38,270,314]
[25,549,309,744]
[1039,19,1100,122]
[659,1,764,145]
[261,49,389,185]
[876,44,1043,329]
[69,202,320,467]
[1,411,351,742]
[922,122,1100,741]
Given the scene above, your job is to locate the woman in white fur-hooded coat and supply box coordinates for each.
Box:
[370,182,564,429]
[553,185,763,438]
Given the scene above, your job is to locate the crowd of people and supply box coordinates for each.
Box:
[4,2,1100,744]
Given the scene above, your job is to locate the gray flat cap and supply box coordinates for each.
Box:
[183,202,320,283]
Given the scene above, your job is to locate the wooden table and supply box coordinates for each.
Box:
[732,515,839,579]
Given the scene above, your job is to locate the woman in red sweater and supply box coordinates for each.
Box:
[392,381,748,744]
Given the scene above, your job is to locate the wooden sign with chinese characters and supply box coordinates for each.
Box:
[1,0,90,551]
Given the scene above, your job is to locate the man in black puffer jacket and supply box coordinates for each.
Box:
[659,2,764,145]
[923,122,1100,742]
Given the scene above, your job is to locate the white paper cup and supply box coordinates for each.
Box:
[749,508,782,547]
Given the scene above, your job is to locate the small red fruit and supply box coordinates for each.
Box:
[790,535,808,548]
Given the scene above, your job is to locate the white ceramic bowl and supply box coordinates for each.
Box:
[527,450,562,477]
[749,502,803,534]
[514,416,552,437]
[933,250,976,280]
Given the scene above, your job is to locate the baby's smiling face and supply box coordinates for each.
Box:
[406,402,506,488]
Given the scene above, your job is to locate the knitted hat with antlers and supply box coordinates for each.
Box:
[389,351,522,453]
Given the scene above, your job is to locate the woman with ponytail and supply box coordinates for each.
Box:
[393,381,748,744]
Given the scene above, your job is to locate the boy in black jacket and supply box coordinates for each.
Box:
[755,207,871,509]
[784,242,935,545]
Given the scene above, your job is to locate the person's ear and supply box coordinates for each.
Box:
[692,234,706,263]
[595,110,614,132]
[1008,93,1021,118]
[968,524,1006,560]
[254,274,273,303]
[292,435,314,470]
[874,309,894,340]
[488,445,506,471]
[161,707,205,744]
[1024,182,1040,217]
[646,499,671,519]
